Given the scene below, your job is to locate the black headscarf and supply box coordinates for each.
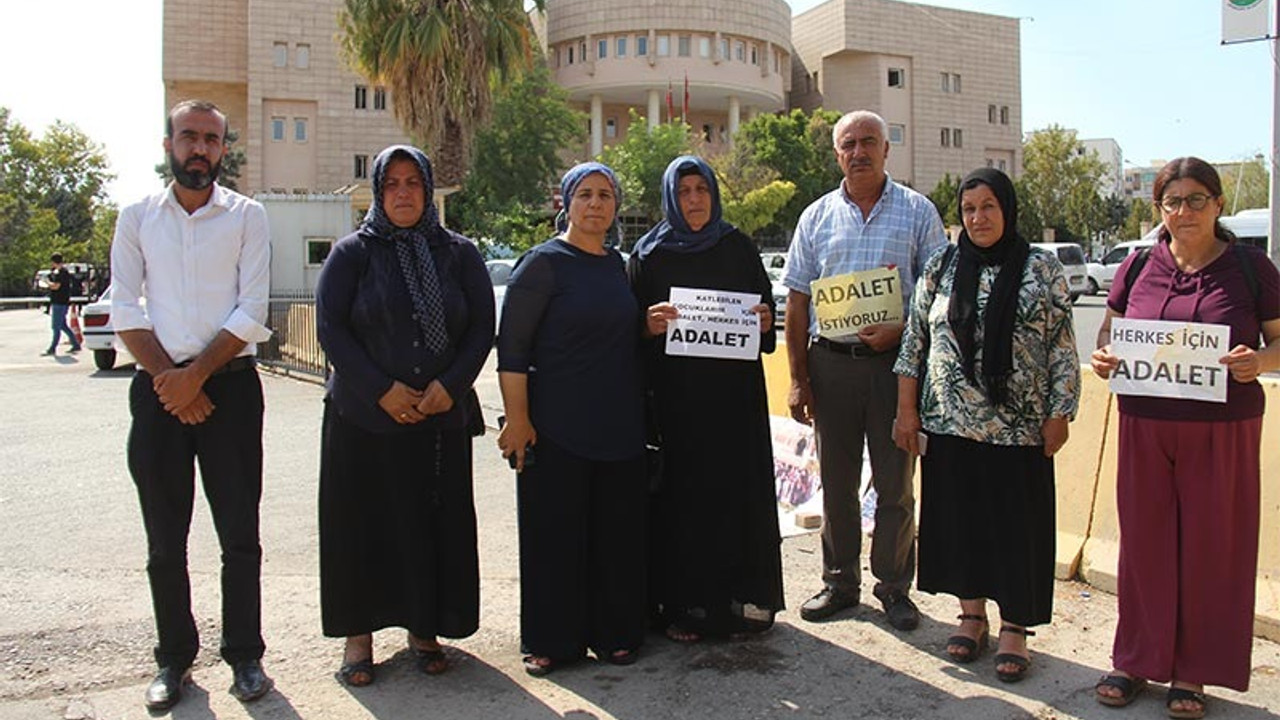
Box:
[947,168,1029,406]
[632,155,736,260]
[360,145,449,354]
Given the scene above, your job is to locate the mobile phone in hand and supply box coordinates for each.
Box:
[497,415,536,469]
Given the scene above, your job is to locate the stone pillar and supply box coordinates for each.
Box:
[591,94,604,157]
[728,95,741,147]
[647,89,660,130]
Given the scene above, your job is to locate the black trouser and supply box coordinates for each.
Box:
[127,366,265,669]
[517,436,647,660]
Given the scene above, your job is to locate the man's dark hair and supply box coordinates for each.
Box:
[166,100,228,140]
[50,253,63,264]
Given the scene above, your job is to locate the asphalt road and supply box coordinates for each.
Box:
[3,307,1280,720]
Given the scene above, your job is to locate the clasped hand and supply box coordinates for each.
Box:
[379,380,453,425]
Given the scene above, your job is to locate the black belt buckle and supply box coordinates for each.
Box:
[814,336,876,358]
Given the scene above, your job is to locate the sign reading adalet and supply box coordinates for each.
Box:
[810,266,903,341]
[1108,318,1231,403]
[665,286,762,361]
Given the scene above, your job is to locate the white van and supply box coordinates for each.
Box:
[1031,242,1088,302]
[1222,207,1269,251]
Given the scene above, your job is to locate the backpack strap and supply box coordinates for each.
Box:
[1120,243,1260,311]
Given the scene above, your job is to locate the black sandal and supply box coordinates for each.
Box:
[522,654,556,677]
[1167,687,1207,719]
[411,645,449,675]
[994,625,1034,683]
[945,613,989,664]
[336,658,375,687]
[1095,673,1147,707]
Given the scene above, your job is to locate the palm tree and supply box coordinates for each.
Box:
[339,0,544,187]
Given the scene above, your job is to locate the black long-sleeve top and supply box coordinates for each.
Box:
[316,227,494,433]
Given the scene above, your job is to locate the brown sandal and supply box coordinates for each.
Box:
[945,613,989,664]
[994,625,1034,683]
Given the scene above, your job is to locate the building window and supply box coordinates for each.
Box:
[952,73,962,93]
[677,35,690,57]
[552,47,560,68]
[698,37,710,58]
[888,67,905,88]
[271,117,285,142]
[941,72,950,92]
[998,159,1007,172]
[1000,105,1009,125]
[812,71,819,92]
[306,238,334,266]
[953,128,963,148]
[889,124,905,145]
[657,35,670,56]
[354,85,368,109]
[295,44,310,69]
[567,45,574,64]
[734,40,745,62]
[702,124,713,142]
[579,42,587,63]
[605,117,617,138]
[940,127,951,148]
[637,35,648,56]
[773,52,780,73]
[294,117,308,142]
[750,44,758,65]
[374,86,386,110]
[986,158,995,168]
[617,37,627,57]
[719,38,729,61]
[354,154,368,179]
[988,104,997,123]
[272,42,287,67]
[598,39,607,59]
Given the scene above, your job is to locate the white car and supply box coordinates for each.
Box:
[1031,242,1088,302]
[80,286,133,371]
[1085,262,1105,296]
[1094,238,1156,294]
[486,258,516,334]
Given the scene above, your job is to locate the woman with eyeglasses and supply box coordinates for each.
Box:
[1091,157,1280,718]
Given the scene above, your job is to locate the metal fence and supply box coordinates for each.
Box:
[259,292,328,380]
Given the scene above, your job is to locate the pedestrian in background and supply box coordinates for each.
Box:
[894,167,1079,683]
[42,253,81,356]
[1091,157,1280,718]
[497,162,647,676]
[111,99,273,711]
[316,144,492,686]
[628,155,784,643]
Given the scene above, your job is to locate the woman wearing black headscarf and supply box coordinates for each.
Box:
[628,155,784,643]
[316,145,493,686]
[892,168,1079,682]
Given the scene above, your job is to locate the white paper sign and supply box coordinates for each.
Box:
[1108,318,1231,403]
[665,286,762,361]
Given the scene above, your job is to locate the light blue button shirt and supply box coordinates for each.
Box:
[783,175,949,338]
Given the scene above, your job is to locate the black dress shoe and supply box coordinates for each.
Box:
[144,666,191,711]
[799,586,859,622]
[875,588,920,631]
[229,659,273,702]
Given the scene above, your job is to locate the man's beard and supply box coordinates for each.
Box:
[169,152,221,190]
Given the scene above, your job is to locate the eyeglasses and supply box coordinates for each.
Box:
[1158,193,1215,213]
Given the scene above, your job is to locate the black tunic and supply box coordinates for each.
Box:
[627,230,785,635]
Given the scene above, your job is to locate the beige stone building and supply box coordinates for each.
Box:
[789,0,1022,193]
[164,0,1021,206]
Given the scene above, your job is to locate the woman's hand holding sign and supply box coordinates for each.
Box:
[646,302,679,338]
[750,303,772,333]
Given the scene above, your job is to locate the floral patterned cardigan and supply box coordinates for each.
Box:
[893,246,1081,447]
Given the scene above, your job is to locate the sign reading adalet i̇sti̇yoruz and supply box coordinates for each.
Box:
[810,266,903,341]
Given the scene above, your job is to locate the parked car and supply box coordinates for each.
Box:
[767,267,787,329]
[760,252,787,272]
[486,258,516,334]
[1085,262,1106,296]
[80,286,133,371]
[1031,242,1088,302]
[1094,237,1157,293]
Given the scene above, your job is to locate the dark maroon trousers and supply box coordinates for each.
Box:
[1112,413,1262,691]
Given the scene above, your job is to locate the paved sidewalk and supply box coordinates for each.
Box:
[1,308,1279,720]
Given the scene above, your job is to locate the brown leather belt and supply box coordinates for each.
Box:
[811,336,885,358]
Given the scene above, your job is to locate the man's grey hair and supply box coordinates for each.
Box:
[832,110,889,146]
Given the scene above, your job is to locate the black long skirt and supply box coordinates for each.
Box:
[917,432,1055,627]
[319,401,479,639]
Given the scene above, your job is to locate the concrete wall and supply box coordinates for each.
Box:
[760,351,1280,641]
[258,193,353,294]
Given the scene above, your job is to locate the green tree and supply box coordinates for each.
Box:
[734,108,843,236]
[708,139,794,237]
[599,111,698,224]
[339,0,544,186]
[1119,197,1156,240]
[1221,155,1269,214]
[1018,126,1108,246]
[155,128,246,191]
[927,173,961,227]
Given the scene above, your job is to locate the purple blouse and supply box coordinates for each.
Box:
[1106,238,1280,421]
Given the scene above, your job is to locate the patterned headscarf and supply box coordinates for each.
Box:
[633,155,736,259]
[555,162,622,241]
[361,145,449,354]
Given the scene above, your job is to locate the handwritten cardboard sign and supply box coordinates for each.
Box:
[810,266,903,341]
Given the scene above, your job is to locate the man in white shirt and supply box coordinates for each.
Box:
[111,100,273,711]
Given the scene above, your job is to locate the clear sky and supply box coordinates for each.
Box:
[0,0,1273,207]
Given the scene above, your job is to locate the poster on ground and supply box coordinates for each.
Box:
[810,266,903,341]
[665,286,761,360]
[1108,318,1231,403]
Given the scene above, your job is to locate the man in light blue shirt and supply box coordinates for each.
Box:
[783,110,948,631]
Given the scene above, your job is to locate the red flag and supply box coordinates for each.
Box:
[666,80,674,124]
[683,73,689,121]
